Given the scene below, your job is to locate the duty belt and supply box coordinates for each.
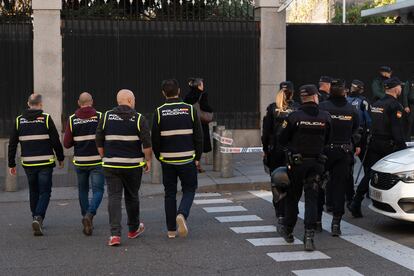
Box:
[327,143,353,152]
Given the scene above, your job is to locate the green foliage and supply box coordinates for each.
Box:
[332,0,397,24]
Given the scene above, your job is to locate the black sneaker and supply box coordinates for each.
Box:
[331,216,342,237]
[82,213,94,236]
[348,200,363,218]
[315,221,323,233]
[279,226,294,243]
[32,216,43,236]
[304,230,315,251]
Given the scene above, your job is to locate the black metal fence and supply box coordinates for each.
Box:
[62,0,260,129]
[287,24,414,101]
[0,1,33,137]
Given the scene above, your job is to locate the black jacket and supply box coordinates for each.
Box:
[8,109,64,168]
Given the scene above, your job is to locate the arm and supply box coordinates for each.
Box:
[95,114,105,157]
[63,120,74,149]
[351,110,361,147]
[199,92,213,113]
[48,116,64,162]
[151,111,161,160]
[389,105,407,150]
[278,116,293,148]
[184,87,200,105]
[324,116,333,145]
[361,99,372,130]
[192,108,204,161]
[8,120,19,169]
[371,79,384,100]
[261,105,273,153]
[138,116,153,173]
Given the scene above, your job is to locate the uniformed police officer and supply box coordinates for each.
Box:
[402,76,414,140]
[349,77,406,217]
[8,94,64,236]
[346,80,371,203]
[319,79,360,236]
[279,85,331,251]
[64,92,104,236]
[152,79,203,239]
[96,89,152,246]
[262,81,298,230]
[372,66,392,101]
[318,76,332,102]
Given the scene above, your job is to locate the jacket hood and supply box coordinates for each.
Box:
[23,109,44,120]
[112,105,136,120]
[300,102,319,116]
[75,106,97,119]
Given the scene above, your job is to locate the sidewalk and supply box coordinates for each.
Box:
[0,153,271,203]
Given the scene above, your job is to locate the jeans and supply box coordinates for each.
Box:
[104,167,143,236]
[75,165,105,216]
[23,166,53,219]
[162,162,198,231]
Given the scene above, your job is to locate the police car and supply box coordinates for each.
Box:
[369,146,414,222]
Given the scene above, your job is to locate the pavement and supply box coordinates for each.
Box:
[1,154,414,275]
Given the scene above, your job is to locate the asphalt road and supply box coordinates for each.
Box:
[1,191,414,276]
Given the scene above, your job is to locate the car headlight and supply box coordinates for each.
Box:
[395,171,414,183]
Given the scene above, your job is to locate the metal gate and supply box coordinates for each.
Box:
[61,0,260,129]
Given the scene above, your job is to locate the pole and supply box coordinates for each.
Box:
[221,129,233,178]
[213,125,225,172]
[342,0,346,23]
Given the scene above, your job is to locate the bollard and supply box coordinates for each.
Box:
[213,125,225,172]
[205,121,217,165]
[221,129,233,178]
[4,142,18,192]
[151,156,162,184]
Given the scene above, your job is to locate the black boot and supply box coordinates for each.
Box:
[280,225,294,243]
[32,216,43,236]
[303,230,315,251]
[331,216,342,237]
[82,213,94,236]
[348,198,363,218]
[315,221,323,233]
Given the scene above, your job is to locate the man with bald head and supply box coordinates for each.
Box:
[64,92,104,236]
[96,89,152,246]
[8,93,64,236]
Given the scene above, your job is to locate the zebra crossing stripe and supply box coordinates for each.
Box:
[195,193,222,198]
[203,206,247,213]
[193,199,233,205]
[215,215,263,223]
[230,225,276,234]
[246,237,302,246]
[267,251,330,262]
[292,267,363,276]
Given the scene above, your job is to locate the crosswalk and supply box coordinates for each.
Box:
[194,191,365,276]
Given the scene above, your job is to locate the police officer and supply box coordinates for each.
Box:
[262,81,298,230]
[8,94,64,236]
[279,85,331,251]
[372,66,392,101]
[152,79,203,239]
[346,80,371,203]
[349,77,406,217]
[96,89,152,246]
[64,92,104,236]
[318,76,332,102]
[319,79,360,236]
[402,76,414,140]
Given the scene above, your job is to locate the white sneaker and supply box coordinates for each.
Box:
[176,214,188,238]
[167,231,177,239]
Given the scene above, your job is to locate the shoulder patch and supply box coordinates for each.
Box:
[396,111,403,118]
[282,120,288,128]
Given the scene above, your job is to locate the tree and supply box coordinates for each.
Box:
[332,0,397,24]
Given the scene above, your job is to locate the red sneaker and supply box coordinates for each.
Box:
[108,236,121,246]
[128,223,145,239]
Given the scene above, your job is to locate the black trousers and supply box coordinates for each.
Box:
[284,159,324,230]
[324,148,353,217]
[104,167,143,236]
[162,162,198,231]
[268,149,287,218]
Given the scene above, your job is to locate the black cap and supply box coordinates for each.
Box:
[279,81,294,91]
[379,66,392,73]
[319,76,332,83]
[331,78,346,88]
[351,79,364,89]
[384,77,403,89]
[299,84,319,97]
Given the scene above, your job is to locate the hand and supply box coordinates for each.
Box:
[405,107,411,113]
[355,147,361,156]
[9,167,17,176]
[144,161,151,173]
[195,160,201,170]
[58,161,64,169]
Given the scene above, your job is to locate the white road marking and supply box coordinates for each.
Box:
[267,251,330,262]
[230,225,276,234]
[247,237,303,246]
[195,193,222,198]
[215,215,263,223]
[193,199,233,205]
[203,206,247,213]
[250,190,414,272]
[292,267,363,276]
